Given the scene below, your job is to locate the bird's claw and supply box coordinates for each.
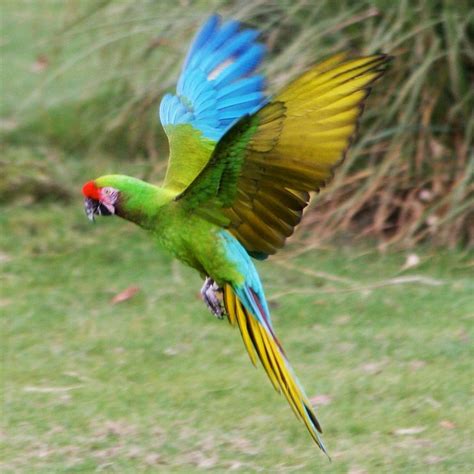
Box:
[200,277,225,319]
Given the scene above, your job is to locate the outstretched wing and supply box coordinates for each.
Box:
[159,14,267,192]
[176,53,391,257]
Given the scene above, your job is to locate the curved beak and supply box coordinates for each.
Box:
[84,198,96,222]
[84,198,115,222]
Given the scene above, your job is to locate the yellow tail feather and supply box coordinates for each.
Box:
[223,284,327,453]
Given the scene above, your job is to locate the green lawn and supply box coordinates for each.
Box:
[2,204,473,473]
[2,1,472,472]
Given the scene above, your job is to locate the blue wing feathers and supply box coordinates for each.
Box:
[204,20,240,51]
[217,75,265,99]
[218,92,265,109]
[198,30,260,72]
[181,14,219,70]
[160,15,267,141]
[219,106,256,120]
[159,94,170,124]
[214,45,265,86]
[195,91,216,109]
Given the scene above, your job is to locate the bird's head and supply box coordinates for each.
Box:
[82,175,170,228]
[82,179,120,222]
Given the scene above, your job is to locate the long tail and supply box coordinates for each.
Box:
[222,283,328,456]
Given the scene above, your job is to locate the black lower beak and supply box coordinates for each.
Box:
[84,198,114,222]
[84,198,96,222]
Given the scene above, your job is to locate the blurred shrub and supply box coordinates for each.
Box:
[2,0,473,247]
[0,147,72,204]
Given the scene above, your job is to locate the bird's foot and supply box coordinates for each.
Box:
[200,277,225,319]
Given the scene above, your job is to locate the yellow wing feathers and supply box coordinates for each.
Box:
[223,285,326,451]
[226,53,390,257]
[276,54,388,167]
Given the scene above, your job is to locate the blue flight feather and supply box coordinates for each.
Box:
[217,92,265,110]
[159,15,267,141]
[181,14,219,70]
[206,20,240,51]
[198,30,260,73]
[214,44,265,86]
[217,76,265,100]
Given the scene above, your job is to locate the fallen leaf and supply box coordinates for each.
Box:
[393,426,426,436]
[111,286,140,304]
[31,54,49,73]
[310,394,332,406]
[439,420,455,430]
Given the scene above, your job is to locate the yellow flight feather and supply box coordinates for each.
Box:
[222,284,326,451]
[226,53,390,257]
[224,287,237,327]
[235,299,258,366]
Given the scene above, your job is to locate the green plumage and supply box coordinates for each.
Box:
[95,174,243,284]
[85,50,389,454]
[162,125,216,192]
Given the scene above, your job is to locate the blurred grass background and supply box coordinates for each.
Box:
[2,0,473,247]
[1,0,473,472]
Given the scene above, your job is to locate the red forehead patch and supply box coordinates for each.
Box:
[82,181,101,200]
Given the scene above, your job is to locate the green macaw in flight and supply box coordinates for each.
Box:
[83,14,389,455]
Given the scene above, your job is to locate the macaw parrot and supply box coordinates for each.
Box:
[82,14,389,455]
